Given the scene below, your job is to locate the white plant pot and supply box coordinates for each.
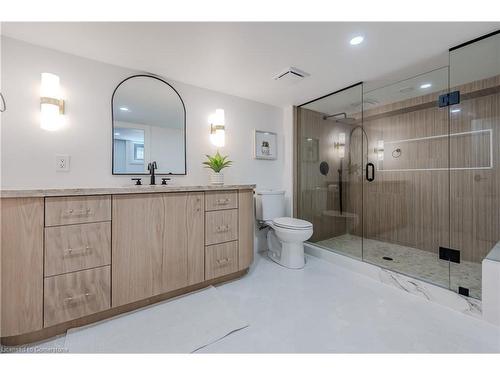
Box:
[209,171,224,185]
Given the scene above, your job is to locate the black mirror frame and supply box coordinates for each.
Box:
[111,74,187,176]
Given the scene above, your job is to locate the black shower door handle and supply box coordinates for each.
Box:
[366,163,375,182]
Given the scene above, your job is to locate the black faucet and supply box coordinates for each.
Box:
[147,161,158,185]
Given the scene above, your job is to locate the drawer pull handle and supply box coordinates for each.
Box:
[216,198,229,205]
[67,208,92,216]
[216,225,230,233]
[63,292,92,305]
[65,246,92,256]
[216,257,230,265]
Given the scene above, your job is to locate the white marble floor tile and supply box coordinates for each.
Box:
[3,253,499,353]
[199,254,500,353]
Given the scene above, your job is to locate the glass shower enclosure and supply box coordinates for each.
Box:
[296,31,499,300]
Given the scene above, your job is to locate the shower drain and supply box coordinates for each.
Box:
[382,256,394,261]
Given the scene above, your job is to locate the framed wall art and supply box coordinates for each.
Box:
[254,130,277,160]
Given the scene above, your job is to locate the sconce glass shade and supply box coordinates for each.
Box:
[213,109,225,125]
[40,73,64,131]
[209,109,225,147]
[40,103,62,131]
[338,132,346,145]
[210,128,226,147]
[337,132,346,158]
[338,147,345,159]
[376,140,385,161]
[41,73,61,98]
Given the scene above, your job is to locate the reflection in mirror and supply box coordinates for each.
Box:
[112,75,186,175]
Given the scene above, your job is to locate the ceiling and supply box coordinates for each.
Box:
[302,33,500,115]
[303,67,450,116]
[2,22,499,107]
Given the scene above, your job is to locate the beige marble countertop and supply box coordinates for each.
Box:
[0,184,256,198]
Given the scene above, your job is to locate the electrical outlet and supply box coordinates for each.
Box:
[56,154,70,172]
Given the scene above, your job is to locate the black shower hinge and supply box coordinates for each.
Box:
[458,287,469,297]
[438,90,460,108]
[439,246,461,263]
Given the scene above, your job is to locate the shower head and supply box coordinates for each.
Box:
[323,112,357,124]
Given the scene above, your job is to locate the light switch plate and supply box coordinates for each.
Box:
[56,154,70,172]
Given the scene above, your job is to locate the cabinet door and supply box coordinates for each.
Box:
[1,198,44,337]
[112,192,205,307]
[159,192,205,292]
[112,193,164,307]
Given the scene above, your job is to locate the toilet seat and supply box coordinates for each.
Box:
[272,217,313,230]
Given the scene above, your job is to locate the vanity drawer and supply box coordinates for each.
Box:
[43,266,111,327]
[205,191,238,211]
[205,241,238,279]
[205,209,238,245]
[44,222,111,277]
[45,195,111,226]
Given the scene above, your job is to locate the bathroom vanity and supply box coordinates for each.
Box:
[0,185,255,345]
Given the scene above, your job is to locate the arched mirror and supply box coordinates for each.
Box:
[112,75,186,175]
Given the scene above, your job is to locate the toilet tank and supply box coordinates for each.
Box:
[255,190,286,221]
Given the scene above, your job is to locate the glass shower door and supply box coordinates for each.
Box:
[361,67,451,289]
[296,83,364,260]
[448,32,500,299]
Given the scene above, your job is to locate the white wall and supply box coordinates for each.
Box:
[1,37,286,195]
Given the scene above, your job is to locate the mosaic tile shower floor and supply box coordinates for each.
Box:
[316,234,482,299]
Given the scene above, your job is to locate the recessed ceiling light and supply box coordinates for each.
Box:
[119,107,130,111]
[114,132,120,136]
[350,36,364,46]
[420,83,432,89]
[450,108,461,113]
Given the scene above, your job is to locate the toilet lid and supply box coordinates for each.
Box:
[272,217,313,230]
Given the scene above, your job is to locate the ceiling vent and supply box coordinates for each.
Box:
[273,67,310,84]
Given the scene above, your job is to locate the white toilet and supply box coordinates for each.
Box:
[255,190,313,269]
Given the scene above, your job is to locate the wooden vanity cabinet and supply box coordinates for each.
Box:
[0,198,44,337]
[1,186,254,344]
[112,192,205,307]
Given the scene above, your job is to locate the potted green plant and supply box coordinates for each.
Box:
[203,151,233,185]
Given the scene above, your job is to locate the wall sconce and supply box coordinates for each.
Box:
[209,108,225,147]
[40,73,65,131]
[374,140,385,161]
[0,92,6,112]
[334,132,346,158]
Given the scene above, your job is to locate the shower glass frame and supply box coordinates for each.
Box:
[360,67,452,293]
[296,83,365,261]
[295,30,499,301]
